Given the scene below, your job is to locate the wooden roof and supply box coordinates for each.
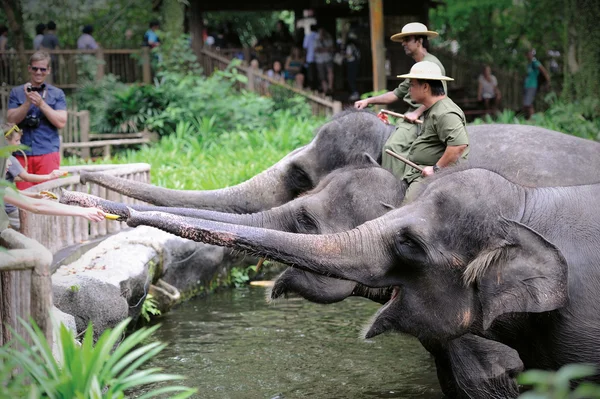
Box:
[191,0,433,15]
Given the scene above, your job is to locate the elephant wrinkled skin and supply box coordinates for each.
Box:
[124,166,600,398]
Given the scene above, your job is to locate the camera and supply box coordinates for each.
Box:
[26,83,46,93]
[20,114,41,129]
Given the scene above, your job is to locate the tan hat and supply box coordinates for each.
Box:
[397,61,454,81]
[390,22,439,42]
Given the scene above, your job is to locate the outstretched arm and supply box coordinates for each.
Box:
[354,91,399,109]
[4,187,105,221]
[16,169,68,183]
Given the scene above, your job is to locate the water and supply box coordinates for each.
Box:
[134,286,443,399]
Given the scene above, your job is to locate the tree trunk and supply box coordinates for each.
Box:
[162,0,184,38]
[562,0,600,101]
[3,0,27,82]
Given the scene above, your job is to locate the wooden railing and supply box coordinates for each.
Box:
[199,48,342,117]
[434,49,524,112]
[20,163,151,254]
[0,228,53,347]
[0,49,151,88]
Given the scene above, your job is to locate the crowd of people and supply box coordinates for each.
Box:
[204,20,362,100]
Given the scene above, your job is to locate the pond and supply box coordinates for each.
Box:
[135,285,443,399]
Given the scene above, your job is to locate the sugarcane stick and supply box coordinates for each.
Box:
[381,109,424,124]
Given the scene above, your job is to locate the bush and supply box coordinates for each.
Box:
[472,94,600,141]
[0,318,197,398]
[71,34,315,137]
[518,364,600,398]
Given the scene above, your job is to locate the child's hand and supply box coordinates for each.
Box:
[49,169,69,179]
[80,207,106,222]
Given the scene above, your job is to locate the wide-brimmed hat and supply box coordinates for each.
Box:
[390,22,439,42]
[397,61,454,81]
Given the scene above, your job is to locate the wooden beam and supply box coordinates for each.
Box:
[369,0,386,94]
[189,1,204,60]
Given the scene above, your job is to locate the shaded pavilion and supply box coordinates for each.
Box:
[188,0,439,103]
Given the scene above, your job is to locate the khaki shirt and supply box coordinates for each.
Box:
[393,53,447,111]
[403,97,470,183]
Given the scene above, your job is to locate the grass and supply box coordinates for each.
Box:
[64,111,323,190]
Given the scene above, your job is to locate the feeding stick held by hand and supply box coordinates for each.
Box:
[381,109,423,124]
[384,149,424,173]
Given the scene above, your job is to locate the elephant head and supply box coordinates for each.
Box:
[124,167,569,343]
[78,110,394,213]
[61,163,403,304]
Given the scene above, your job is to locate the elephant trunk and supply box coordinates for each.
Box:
[60,189,292,229]
[79,146,311,213]
[126,210,389,287]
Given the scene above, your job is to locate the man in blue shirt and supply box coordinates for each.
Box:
[143,20,161,48]
[523,48,550,119]
[7,51,67,190]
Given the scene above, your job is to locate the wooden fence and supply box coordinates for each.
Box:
[435,49,524,113]
[199,48,342,117]
[0,228,53,347]
[20,163,151,254]
[0,48,151,88]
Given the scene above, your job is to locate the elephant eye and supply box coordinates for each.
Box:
[395,230,421,253]
[296,207,319,234]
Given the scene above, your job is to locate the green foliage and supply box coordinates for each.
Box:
[71,75,129,133]
[360,89,388,100]
[141,294,162,322]
[152,33,202,77]
[518,364,600,398]
[64,109,320,191]
[73,48,313,137]
[20,0,157,49]
[204,11,294,47]
[229,265,257,288]
[0,317,196,398]
[472,95,600,141]
[430,0,565,70]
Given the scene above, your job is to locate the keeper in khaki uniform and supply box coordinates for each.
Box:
[354,22,447,178]
[396,60,469,202]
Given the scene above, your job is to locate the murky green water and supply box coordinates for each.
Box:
[134,286,443,399]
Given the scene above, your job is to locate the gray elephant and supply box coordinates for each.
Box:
[77,110,600,214]
[61,162,399,304]
[123,165,600,398]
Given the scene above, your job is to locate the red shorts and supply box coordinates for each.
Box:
[14,152,61,190]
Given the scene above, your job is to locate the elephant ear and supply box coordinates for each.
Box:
[362,152,380,167]
[466,219,569,331]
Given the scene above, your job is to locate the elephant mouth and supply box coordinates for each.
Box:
[390,286,401,301]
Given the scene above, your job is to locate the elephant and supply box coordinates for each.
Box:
[122,165,600,398]
[61,162,400,304]
[76,109,600,215]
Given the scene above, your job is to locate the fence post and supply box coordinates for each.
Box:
[80,110,90,159]
[333,100,343,115]
[95,49,105,81]
[247,68,254,91]
[142,47,151,84]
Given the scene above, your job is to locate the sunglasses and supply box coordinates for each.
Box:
[30,66,48,72]
[4,124,20,137]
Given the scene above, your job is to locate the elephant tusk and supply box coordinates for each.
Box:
[256,257,266,272]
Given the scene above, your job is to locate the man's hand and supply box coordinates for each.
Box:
[26,91,44,107]
[421,166,435,177]
[403,110,420,123]
[354,99,369,109]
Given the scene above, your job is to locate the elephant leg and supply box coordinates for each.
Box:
[423,334,523,399]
